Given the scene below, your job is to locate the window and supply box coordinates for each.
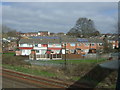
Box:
[55,44,61,47]
[42,44,47,47]
[91,43,95,46]
[99,43,103,46]
[77,43,81,46]
[85,43,89,46]
[48,44,53,47]
[41,50,46,54]
[28,44,32,47]
[70,43,75,46]
[70,49,75,53]
[20,44,29,47]
[22,50,25,53]
[81,49,84,52]
[36,50,39,53]
[35,44,38,47]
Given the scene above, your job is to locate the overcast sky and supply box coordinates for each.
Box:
[2,2,118,33]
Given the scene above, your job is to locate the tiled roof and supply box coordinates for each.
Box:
[19,37,104,44]
[60,37,77,43]
[19,38,60,44]
[87,38,104,43]
[30,36,59,39]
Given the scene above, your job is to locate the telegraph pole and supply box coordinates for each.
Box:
[65,43,67,68]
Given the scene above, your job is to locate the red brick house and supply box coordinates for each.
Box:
[38,31,50,36]
[61,37,104,54]
[20,32,38,37]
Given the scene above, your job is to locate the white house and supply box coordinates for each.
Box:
[33,44,47,55]
[47,43,62,54]
[19,43,33,55]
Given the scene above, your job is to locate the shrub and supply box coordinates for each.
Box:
[2,54,31,66]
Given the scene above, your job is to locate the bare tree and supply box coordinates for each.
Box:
[67,18,100,37]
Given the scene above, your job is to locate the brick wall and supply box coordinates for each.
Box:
[62,54,83,59]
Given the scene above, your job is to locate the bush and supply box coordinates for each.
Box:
[63,63,96,76]
[2,54,31,66]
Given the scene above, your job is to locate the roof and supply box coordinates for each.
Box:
[19,38,60,44]
[108,36,119,41]
[38,31,49,33]
[20,32,37,34]
[60,37,77,43]
[19,37,104,44]
[87,38,104,43]
[77,38,88,42]
[30,36,59,39]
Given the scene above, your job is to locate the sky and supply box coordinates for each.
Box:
[2,2,118,33]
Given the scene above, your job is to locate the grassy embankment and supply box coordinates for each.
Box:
[2,53,117,88]
[3,53,105,80]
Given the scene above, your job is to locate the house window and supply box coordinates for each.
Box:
[70,43,75,46]
[99,43,103,46]
[55,44,61,47]
[35,44,38,47]
[77,43,81,46]
[42,44,47,47]
[49,44,53,47]
[41,50,46,54]
[70,49,75,53]
[81,49,84,52]
[28,44,32,47]
[91,43,95,46]
[85,43,89,46]
[22,50,25,53]
[36,50,39,53]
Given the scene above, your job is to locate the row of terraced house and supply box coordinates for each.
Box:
[15,36,119,60]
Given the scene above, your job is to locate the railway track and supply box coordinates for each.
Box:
[2,68,69,88]
[2,68,89,88]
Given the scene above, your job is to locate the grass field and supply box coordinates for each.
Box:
[2,52,15,55]
[29,58,107,65]
[2,54,117,88]
[3,64,57,77]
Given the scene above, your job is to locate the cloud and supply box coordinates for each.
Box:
[2,2,118,33]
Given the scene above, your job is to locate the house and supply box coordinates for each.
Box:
[16,37,61,56]
[29,36,61,54]
[61,37,77,54]
[2,38,11,43]
[20,32,38,37]
[7,41,17,51]
[16,36,106,60]
[108,38,119,49]
[38,31,50,36]
[30,37,61,60]
[61,37,104,54]
[18,38,33,55]
[76,38,90,54]
[2,38,17,52]
[87,38,104,53]
[56,32,66,36]
[48,39,62,54]
[17,38,49,56]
